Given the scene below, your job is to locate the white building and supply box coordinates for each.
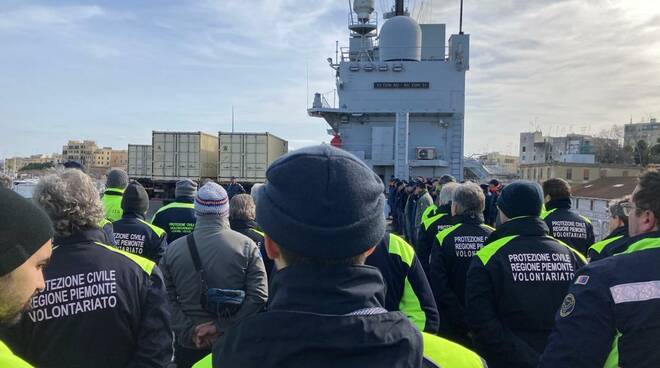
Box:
[520,132,600,165]
[309,0,469,180]
[624,118,660,148]
[571,176,637,241]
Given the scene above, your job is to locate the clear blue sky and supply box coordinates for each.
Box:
[1,0,659,158]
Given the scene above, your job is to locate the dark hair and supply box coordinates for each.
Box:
[279,247,367,267]
[542,178,571,200]
[633,170,660,226]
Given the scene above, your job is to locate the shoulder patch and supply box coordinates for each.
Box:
[559,293,576,317]
[575,275,590,285]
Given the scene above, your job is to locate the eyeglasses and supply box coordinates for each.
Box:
[621,202,634,217]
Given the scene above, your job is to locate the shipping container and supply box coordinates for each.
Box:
[218,132,288,182]
[127,144,153,179]
[152,131,218,181]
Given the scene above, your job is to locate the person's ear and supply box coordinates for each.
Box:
[363,246,376,258]
[264,234,280,261]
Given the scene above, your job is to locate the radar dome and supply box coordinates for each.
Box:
[379,16,421,62]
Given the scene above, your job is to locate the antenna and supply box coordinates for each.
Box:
[459,0,464,34]
[231,106,235,133]
[306,60,309,108]
[395,0,404,16]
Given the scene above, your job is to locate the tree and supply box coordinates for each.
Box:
[593,125,632,164]
[634,140,649,166]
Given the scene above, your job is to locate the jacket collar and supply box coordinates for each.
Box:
[487,216,549,244]
[104,188,124,196]
[437,203,452,215]
[54,228,107,247]
[269,264,386,315]
[174,196,195,203]
[229,218,259,231]
[546,198,572,210]
[606,226,628,240]
[452,213,484,225]
[194,215,230,231]
[121,212,145,221]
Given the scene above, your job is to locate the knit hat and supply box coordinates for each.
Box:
[255,145,385,259]
[195,182,229,216]
[106,169,128,189]
[439,175,456,184]
[175,179,198,198]
[121,183,149,215]
[0,188,54,277]
[497,181,544,219]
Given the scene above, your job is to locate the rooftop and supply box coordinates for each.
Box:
[572,176,637,200]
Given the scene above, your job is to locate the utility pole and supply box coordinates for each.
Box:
[231,106,235,133]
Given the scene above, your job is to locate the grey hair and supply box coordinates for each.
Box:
[33,169,104,238]
[609,195,630,224]
[0,173,11,189]
[453,182,486,216]
[437,182,458,206]
[250,183,263,206]
[229,194,256,221]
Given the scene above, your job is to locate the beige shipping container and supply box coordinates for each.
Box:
[152,131,218,180]
[218,132,288,182]
[127,144,152,179]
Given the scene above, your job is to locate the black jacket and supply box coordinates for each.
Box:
[540,231,660,368]
[113,213,168,263]
[6,229,173,368]
[587,226,629,262]
[216,264,423,368]
[465,216,586,368]
[229,218,274,282]
[429,214,493,345]
[366,233,439,333]
[417,204,453,273]
[542,198,595,255]
[151,196,196,242]
[226,183,246,199]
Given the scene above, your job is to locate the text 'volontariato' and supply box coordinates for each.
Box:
[508,253,575,282]
[28,270,118,322]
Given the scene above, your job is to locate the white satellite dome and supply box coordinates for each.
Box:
[379,16,422,62]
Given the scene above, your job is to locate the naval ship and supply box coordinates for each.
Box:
[308,0,470,181]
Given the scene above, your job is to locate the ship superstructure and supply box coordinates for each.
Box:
[309,0,469,180]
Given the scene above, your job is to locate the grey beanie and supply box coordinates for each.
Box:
[497,181,544,218]
[121,183,149,215]
[176,179,198,198]
[255,145,385,259]
[106,169,128,189]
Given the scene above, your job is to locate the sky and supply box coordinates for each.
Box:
[1,0,660,159]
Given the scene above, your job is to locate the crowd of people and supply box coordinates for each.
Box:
[0,145,658,368]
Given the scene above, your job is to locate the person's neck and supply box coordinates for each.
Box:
[194,215,230,230]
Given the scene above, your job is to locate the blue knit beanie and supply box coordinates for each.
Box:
[255,145,385,259]
[195,182,229,217]
[497,181,544,218]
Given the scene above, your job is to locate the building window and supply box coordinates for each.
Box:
[522,146,526,152]
[583,169,590,181]
[623,170,628,177]
[533,155,536,161]
[547,168,551,178]
[590,200,594,211]
[566,168,573,180]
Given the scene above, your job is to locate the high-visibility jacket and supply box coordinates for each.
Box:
[192,332,486,368]
[586,226,628,262]
[429,215,494,345]
[151,197,196,242]
[540,231,660,368]
[366,233,439,333]
[0,340,32,368]
[541,198,595,255]
[101,188,124,222]
[466,216,586,368]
